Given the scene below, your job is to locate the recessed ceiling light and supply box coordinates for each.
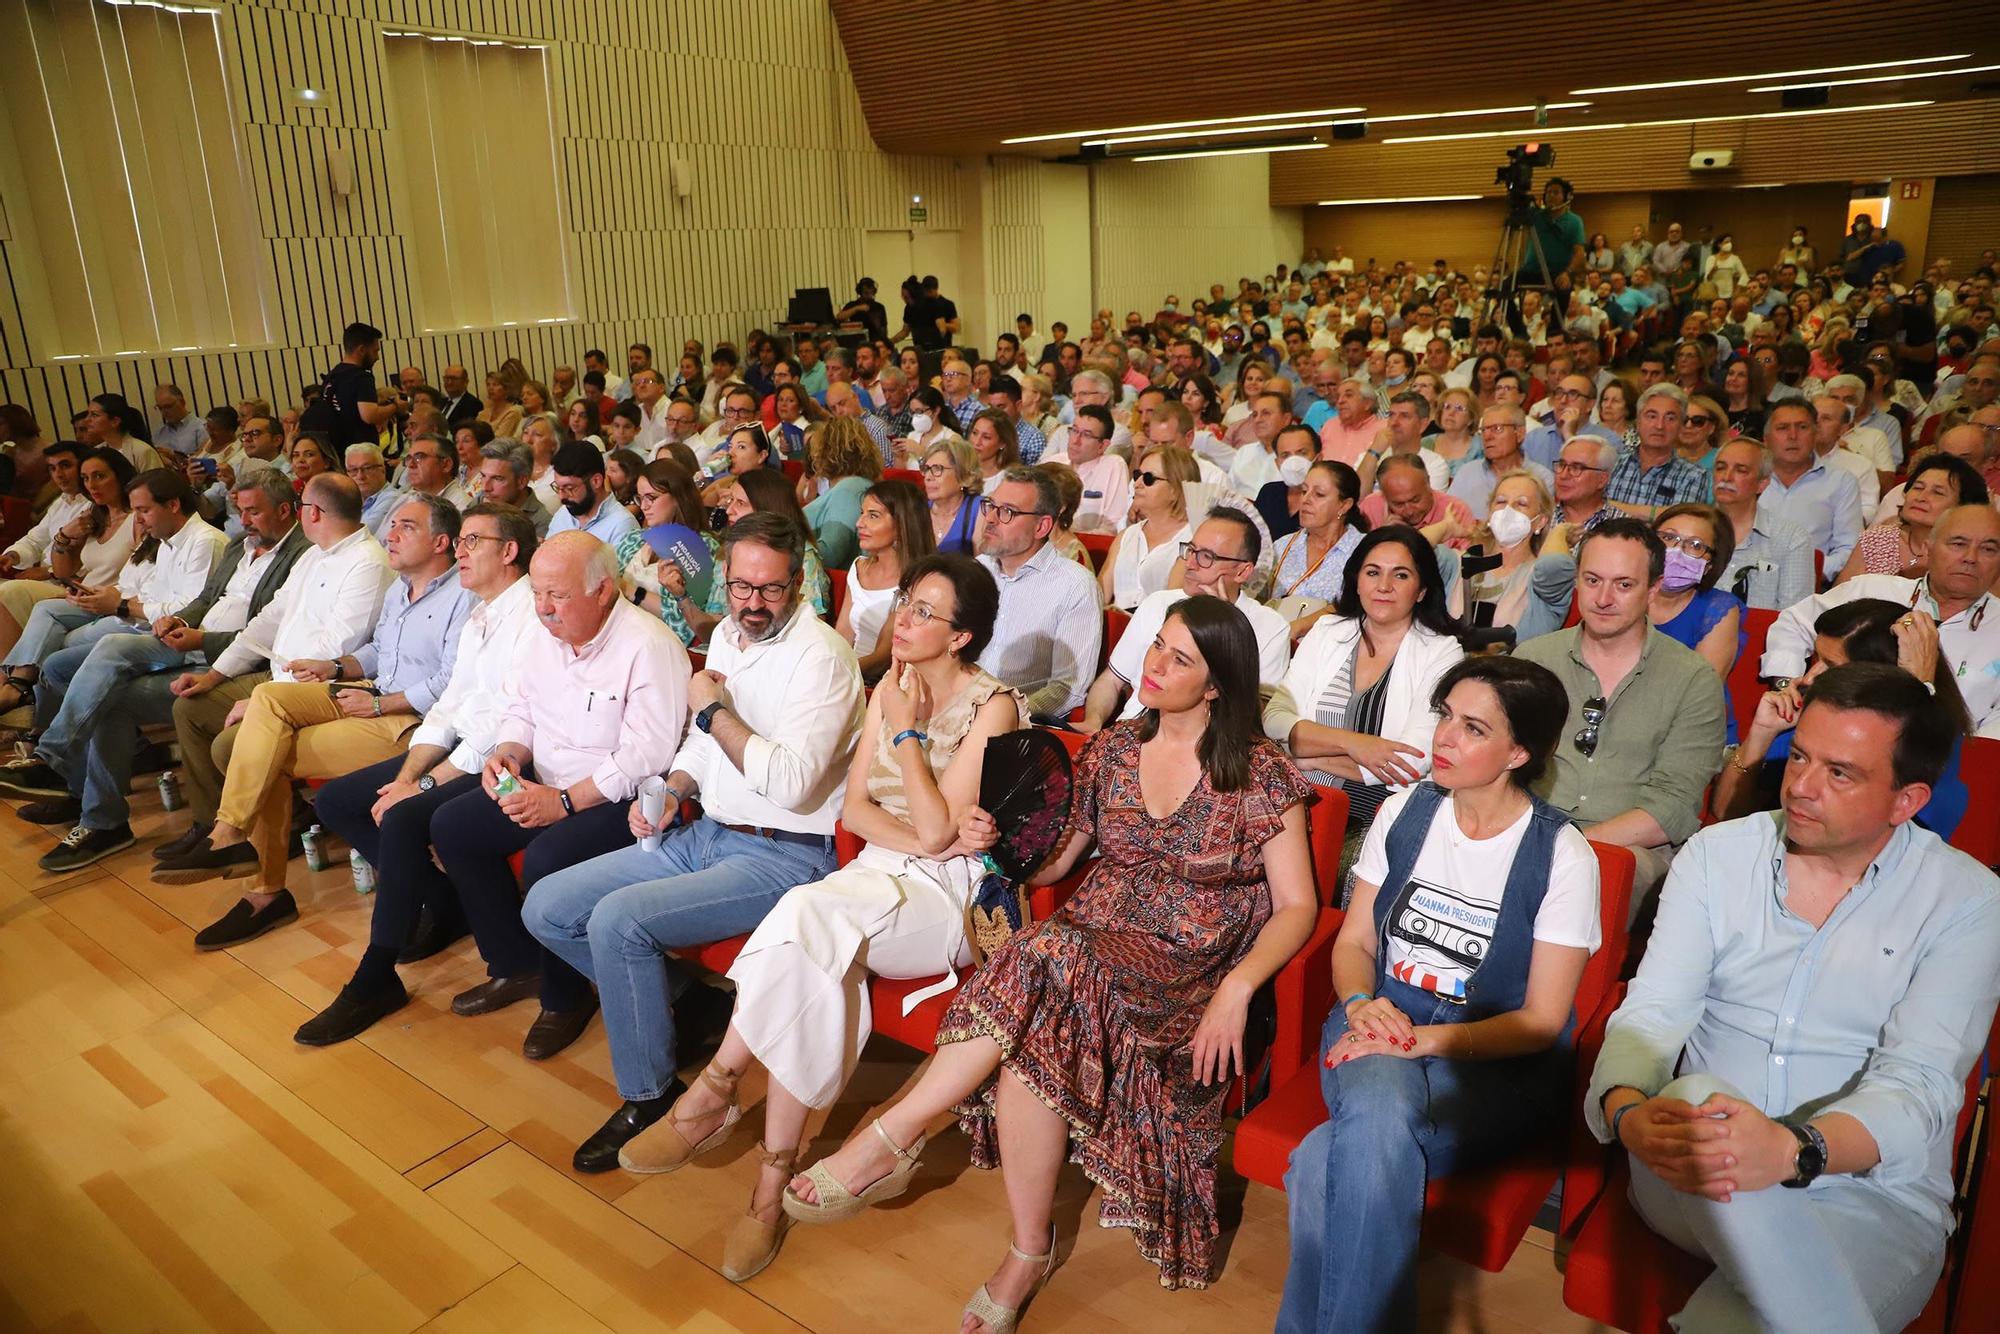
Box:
[1749,62,2000,93]
[1385,100,1933,144]
[1329,102,1592,126]
[1316,194,1483,205]
[1004,108,1363,146]
[1572,54,1968,95]
[1089,120,1338,147]
[1131,143,1329,163]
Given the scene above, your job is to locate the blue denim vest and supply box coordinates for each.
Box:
[1369,782,1575,1048]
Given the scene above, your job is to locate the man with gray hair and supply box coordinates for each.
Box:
[522,510,862,1171]
[977,464,1102,719]
[1607,383,1711,518]
[1711,437,1817,609]
[1551,434,1619,534]
[477,438,552,537]
[1811,394,1882,515]
[173,492,477,945]
[1043,369,1132,460]
[1822,374,1898,486]
[347,441,405,541]
[1449,402,1553,513]
[427,531,690,1062]
[869,365,913,436]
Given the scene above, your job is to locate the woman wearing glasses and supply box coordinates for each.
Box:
[1102,444,1199,612]
[618,460,714,648]
[1278,655,1599,1334]
[615,555,1021,1286]
[921,437,986,556]
[834,479,934,683]
[1264,524,1465,860]
[1674,394,1728,479]
[1647,503,1740,686]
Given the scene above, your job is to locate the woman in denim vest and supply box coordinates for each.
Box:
[1278,655,1603,1334]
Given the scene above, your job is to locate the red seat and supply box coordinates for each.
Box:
[1235,841,1636,1274]
[0,497,31,551]
[1078,531,1113,571]
[882,467,923,488]
[1727,608,1778,745]
[1562,1010,1995,1332]
[1952,737,2000,868]
[781,459,803,481]
[827,566,847,622]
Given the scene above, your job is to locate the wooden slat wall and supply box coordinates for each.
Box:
[0,0,968,437]
[1091,156,1304,320]
[1928,175,2000,274]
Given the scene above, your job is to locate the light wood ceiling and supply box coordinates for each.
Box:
[829,0,2000,177]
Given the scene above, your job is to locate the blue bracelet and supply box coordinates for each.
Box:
[892,729,929,750]
[1341,991,1373,1011]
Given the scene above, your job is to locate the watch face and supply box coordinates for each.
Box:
[417,775,435,791]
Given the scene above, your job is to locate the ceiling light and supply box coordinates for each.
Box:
[1132,142,1329,163]
[1004,108,1363,146]
[1572,54,1968,95]
[1749,62,2000,93]
[1385,99,1933,144]
[1316,194,1482,205]
[1089,120,1336,147]
[1329,102,1592,126]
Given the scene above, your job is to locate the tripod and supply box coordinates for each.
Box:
[1479,207,1557,335]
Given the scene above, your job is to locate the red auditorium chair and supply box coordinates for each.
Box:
[1952,737,2000,869]
[1727,607,1778,745]
[1561,1007,1997,1332]
[882,467,923,487]
[1234,841,1636,1274]
[1077,531,1113,572]
[826,566,846,622]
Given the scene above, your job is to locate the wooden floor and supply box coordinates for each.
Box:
[0,784,1610,1333]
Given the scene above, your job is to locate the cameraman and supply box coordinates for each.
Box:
[1520,176,1586,289]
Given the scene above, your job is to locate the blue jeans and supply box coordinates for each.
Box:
[1276,1004,1568,1334]
[521,816,836,1101]
[37,629,189,830]
[3,600,120,673]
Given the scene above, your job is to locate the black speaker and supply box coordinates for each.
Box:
[1331,121,1367,141]
[1080,143,1108,161]
[1780,86,1829,109]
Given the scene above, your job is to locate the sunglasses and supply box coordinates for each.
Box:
[1574,695,1607,758]
[1684,414,1712,426]
[1131,470,1166,486]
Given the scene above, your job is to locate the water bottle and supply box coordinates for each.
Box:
[493,768,521,799]
[302,824,329,872]
[156,771,183,812]
[349,848,376,895]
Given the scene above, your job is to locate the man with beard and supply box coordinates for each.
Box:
[521,511,861,1170]
[545,440,638,544]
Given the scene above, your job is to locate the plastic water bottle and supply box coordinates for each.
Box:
[302,824,329,872]
[156,771,183,812]
[493,768,521,799]
[349,849,376,895]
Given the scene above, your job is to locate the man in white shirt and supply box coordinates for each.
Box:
[0,440,90,577]
[1809,396,1882,516]
[1045,404,1130,535]
[0,470,304,870]
[1078,509,1288,730]
[522,512,860,1170]
[1822,377,1897,490]
[1232,391,1293,495]
[1370,391,1451,492]
[400,431,476,511]
[978,467,1102,720]
[631,369,672,453]
[165,473,393,846]
[1042,370,1133,460]
[1764,504,2000,735]
[298,502,541,1045]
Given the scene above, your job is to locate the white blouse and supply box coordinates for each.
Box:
[1108,518,1191,612]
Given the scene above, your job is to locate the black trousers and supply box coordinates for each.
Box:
[314,754,478,954]
[428,764,633,1009]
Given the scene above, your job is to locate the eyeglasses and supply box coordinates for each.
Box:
[1574,695,1607,758]
[892,589,958,627]
[1685,413,1713,426]
[1657,531,1714,558]
[405,451,447,464]
[723,576,796,602]
[1068,430,1106,446]
[721,404,757,419]
[453,532,500,551]
[300,501,326,519]
[346,463,385,476]
[985,501,1049,525]
[1179,542,1251,570]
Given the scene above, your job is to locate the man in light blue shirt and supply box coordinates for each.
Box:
[544,440,639,545]
[348,442,406,542]
[1589,665,2000,1332]
[1757,400,1863,574]
[152,384,203,456]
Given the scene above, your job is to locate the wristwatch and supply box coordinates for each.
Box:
[695,701,726,733]
[1782,1121,1827,1189]
[416,774,436,793]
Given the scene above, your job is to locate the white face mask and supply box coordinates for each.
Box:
[1720,241,1733,253]
[909,412,934,435]
[1278,454,1312,487]
[1791,233,1805,245]
[1487,505,1534,548]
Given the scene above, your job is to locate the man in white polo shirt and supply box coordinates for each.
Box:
[1076,508,1289,731]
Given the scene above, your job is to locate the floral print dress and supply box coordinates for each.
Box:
[937,722,1312,1289]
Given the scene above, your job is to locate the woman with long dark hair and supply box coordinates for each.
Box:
[834,478,934,682]
[618,459,712,646]
[1278,656,1599,1333]
[0,447,138,705]
[779,595,1316,1312]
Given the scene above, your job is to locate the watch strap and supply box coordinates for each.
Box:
[1782,1121,1828,1188]
[558,787,575,815]
[695,700,725,733]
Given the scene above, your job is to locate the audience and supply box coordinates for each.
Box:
[975,465,1102,721]
[1589,664,1998,1332]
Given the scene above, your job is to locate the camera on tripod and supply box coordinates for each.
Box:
[1495,143,1556,223]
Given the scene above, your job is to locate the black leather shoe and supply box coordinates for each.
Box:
[572,1088,679,1174]
[450,973,541,1017]
[17,795,81,826]
[152,839,258,884]
[154,821,211,861]
[523,998,599,1060]
[193,889,298,951]
[295,978,409,1046]
[396,908,470,965]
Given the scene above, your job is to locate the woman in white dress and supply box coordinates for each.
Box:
[616,553,1021,1283]
[834,477,935,684]
[1101,443,1198,611]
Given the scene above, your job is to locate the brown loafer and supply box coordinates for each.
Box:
[522,998,598,1060]
[449,973,541,1017]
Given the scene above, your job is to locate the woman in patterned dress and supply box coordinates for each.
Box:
[782,595,1319,1329]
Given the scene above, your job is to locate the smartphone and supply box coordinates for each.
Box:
[54,575,84,593]
[196,456,219,480]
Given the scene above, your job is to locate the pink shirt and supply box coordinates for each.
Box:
[1067,452,1132,530]
[495,598,690,801]
[1318,412,1383,466]
[1357,490,1478,550]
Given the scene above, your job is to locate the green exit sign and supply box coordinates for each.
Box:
[908,205,928,223]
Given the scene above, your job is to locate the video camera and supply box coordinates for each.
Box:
[1496,143,1556,222]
